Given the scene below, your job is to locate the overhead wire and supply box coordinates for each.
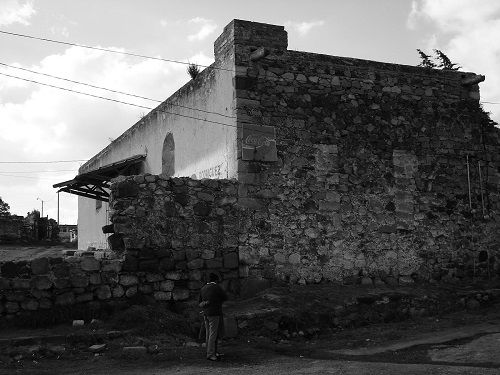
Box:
[0,159,86,164]
[0,169,77,173]
[0,62,236,119]
[0,29,233,72]
[0,72,261,132]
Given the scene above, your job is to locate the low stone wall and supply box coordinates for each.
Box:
[0,176,242,323]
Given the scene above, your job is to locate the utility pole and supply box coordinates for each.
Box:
[57,192,60,225]
[37,197,45,218]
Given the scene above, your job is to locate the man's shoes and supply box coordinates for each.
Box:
[207,355,219,361]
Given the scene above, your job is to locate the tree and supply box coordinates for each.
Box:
[416,49,436,69]
[0,196,10,216]
[434,49,461,71]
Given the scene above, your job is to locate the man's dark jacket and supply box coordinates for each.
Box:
[199,282,227,316]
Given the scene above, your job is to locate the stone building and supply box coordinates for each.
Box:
[56,19,500,287]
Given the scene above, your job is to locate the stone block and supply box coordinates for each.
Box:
[32,276,52,290]
[120,274,138,286]
[71,273,89,288]
[201,250,215,260]
[76,293,94,303]
[31,258,49,275]
[187,280,203,290]
[138,284,153,294]
[224,253,239,269]
[125,286,138,298]
[12,278,30,289]
[54,278,70,289]
[165,271,182,280]
[112,285,125,298]
[159,257,175,271]
[55,292,75,306]
[237,197,266,210]
[172,289,190,301]
[52,263,69,278]
[21,299,39,311]
[139,260,159,272]
[145,273,164,283]
[153,291,171,301]
[189,270,202,281]
[102,260,122,273]
[160,280,174,292]
[193,202,211,216]
[187,259,204,269]
[39,298,52,309]
[5,301,19,313]
[206,258,223,269]
[0,278,11,289]
[116,181,139,198]
[96,285,112,300]
[1,262,18,278]
[89,273,101,285]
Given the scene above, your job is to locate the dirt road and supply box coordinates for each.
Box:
[4,355,499,375]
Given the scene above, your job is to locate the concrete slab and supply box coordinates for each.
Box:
[329,321,500,356]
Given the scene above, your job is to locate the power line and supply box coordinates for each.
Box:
[0,62,236,119]
[0,170,77,173]
[0,173,56,180]
[0,71,153,110]
[0,71,249,130]
[0,160,86,164]
[0,29,233,72]
[481,101,500,105]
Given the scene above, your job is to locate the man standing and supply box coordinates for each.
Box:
[199,273,227,361]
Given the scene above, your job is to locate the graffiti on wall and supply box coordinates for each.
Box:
[192,163,225,179]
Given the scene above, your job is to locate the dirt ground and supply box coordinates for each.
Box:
[2,304,500,375]
[0,244,75,262]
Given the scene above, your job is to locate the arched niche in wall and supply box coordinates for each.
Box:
[162,132,175,176]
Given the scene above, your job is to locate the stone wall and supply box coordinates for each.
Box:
[0,176,241,322]
[223,20,500,285]
[0,216,24,243]
[109,175,241,294]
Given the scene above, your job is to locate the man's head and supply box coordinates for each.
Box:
[208,273,219,283]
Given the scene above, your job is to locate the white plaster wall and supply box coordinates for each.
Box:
[77,59,236,250]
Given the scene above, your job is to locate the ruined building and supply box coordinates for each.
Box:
[4,18,490,318]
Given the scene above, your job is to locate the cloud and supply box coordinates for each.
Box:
[0,46,204,220]
[50,25,70,38]
[408,0,500,123]
[285,20,325,36]
[0,0,35,26]
[187,17,217,41]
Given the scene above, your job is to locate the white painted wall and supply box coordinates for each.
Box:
[77,59,237,250]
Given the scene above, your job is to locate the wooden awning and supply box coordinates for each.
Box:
[53,154,146,202]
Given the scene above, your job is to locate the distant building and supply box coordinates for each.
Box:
[58,224,77,243]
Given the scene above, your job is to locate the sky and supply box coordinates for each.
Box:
[0,0,499,225]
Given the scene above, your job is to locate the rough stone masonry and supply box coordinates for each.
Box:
[1,20,500,322]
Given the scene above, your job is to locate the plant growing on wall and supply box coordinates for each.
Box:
[416,49,461,71]
[434,49,461,70]
[187,63,200,79]
[416,49,436,69]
